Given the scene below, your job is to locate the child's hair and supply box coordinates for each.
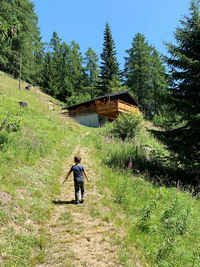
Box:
[74,155,81,163]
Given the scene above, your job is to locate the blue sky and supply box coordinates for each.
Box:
[33,0,190,68]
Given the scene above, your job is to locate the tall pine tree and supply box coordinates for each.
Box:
[165,0,200,182]
[99,23,121,95]
[150,48,169,117]
[50,32,73,100]
[42,32,73,101]
[41,51,55,96]
[69,40,87,96]
[84,47,99,99]
[124,33,152,111]
[0,0,43,83]
[124,33,168,118]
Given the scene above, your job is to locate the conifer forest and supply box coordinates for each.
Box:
[0,0,200,188]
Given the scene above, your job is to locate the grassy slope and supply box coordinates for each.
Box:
[0,71,84,266]
[0,71,199,266]
[84,130,200,267]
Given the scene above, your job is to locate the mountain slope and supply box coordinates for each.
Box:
[0,72,135,266]
[0,71,83,266]
[0,71,199,267]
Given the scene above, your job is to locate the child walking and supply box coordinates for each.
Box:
[63,156,89,204]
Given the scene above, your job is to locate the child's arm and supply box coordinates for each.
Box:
[83,171,90,182]
[62,170,72,184]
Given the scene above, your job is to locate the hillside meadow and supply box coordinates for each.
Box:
[0,71,199,266]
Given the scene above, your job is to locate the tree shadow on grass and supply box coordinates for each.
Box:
[139,128,199,192]
[149,127,199,157]
[149,129,182,151]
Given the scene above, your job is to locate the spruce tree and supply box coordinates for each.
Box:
[150,48,169,117]
[124,33,152,108]
[69,40,88,95]
[84,47,99,98]
[42,35,88,104]
[99,23,120,95]
[0,0,19,70]
[0,0,43,83]
[124,33,168,118]
[124,33,168,119]
[43,31,62,98]
[165,0,200,180]
[43,32,73,101]
[41,52,55,96]
[50,32,72,100]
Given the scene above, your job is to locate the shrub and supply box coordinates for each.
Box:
[0,109,24,133]
[0,108,24,149]
[0,132,8,147]
[105,111,143,140]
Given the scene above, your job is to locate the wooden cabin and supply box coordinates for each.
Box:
[64,91,141,128]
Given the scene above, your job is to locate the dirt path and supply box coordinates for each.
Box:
[37,144,122,267]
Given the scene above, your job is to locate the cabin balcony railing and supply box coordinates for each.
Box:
[118,100,140,114]
[68,99,140,117]
[96,99,140,115]
[68,106,97,117]
[96,100,118,114]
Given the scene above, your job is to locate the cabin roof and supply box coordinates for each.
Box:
[64,91,142,110]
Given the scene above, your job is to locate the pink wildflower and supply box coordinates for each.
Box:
[128,162,133,168]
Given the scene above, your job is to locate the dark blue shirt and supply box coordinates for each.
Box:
[70,164,85,182]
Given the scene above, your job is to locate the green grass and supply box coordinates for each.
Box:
[101,117,184,188]
[81,128,200,267]
[0,71,82,266]
[0,71,199,266]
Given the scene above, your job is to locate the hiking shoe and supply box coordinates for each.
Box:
[75,201,79,205]
[81,198,85,203]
